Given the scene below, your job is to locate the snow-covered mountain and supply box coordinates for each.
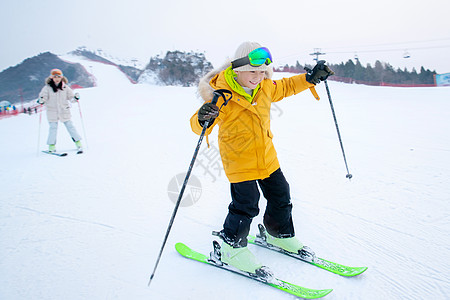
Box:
[0,52,95,104]
[0,48,214,105]
[1,55,449,300]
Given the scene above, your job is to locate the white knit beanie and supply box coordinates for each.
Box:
[232,41,270,72]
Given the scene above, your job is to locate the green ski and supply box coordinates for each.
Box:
[248,224,368,277]
[175,242,332,299]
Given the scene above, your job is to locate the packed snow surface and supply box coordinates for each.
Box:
[1,56,449,300]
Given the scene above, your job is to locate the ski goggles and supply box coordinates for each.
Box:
[231,47,273,69]
[51,69,63,77]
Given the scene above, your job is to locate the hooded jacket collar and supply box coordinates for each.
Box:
[223,66,260,103]
[197,61,273,104]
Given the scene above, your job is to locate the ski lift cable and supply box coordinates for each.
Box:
[324,37,450,50]
[277,38,450,61]
[326,44,450,55]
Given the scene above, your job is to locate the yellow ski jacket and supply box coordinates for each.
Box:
[191,65,316,183]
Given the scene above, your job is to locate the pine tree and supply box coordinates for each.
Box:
[365,64,376,82]
[353,60,365,81]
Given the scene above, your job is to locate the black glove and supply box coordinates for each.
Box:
[305,60,334,84]
[198,102,219,122]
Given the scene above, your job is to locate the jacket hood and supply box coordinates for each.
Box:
[197,60,273,102]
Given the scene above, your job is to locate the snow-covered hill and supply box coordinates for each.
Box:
[1,55,449,300]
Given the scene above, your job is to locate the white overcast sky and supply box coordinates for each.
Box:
[1,0,449,73]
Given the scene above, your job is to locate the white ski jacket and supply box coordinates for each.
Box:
[39,77,76,122]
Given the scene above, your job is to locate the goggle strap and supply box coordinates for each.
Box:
[231,47,273,69]
[231,57,250,69]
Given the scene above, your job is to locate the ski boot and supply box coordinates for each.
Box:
[75,140,83,154]
[220,242,263,274]
[211,231,273,281]
[257,224,316,263]
[266,233,304,253]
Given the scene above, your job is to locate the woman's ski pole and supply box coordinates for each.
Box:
[324,80,353,180]
[37,106,42,156]
[148,89,232,287]
[77,99,88,149]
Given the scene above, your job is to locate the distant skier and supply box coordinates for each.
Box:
[190,42,333,276]
[38,68,83,153]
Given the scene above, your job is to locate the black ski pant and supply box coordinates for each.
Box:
[222,168,295,247]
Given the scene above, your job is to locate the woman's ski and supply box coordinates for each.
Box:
[42,150,67,157]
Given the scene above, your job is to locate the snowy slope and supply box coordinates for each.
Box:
[1,56,449,300]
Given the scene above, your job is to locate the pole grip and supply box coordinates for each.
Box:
[203,89,232,129]
[211,91,220,105]
[210,89,232,106]
[202,92,220,130]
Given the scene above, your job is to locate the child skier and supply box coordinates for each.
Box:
[190,42,333,275]
[38,68,83,153]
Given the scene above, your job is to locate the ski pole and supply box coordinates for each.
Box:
[37,106,42,156]
[76,99,88,149]
[148,89,232,287]
[324,80,353,180]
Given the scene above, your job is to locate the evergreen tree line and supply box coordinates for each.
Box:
[144,50,213,87]
[275,59,437,85]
